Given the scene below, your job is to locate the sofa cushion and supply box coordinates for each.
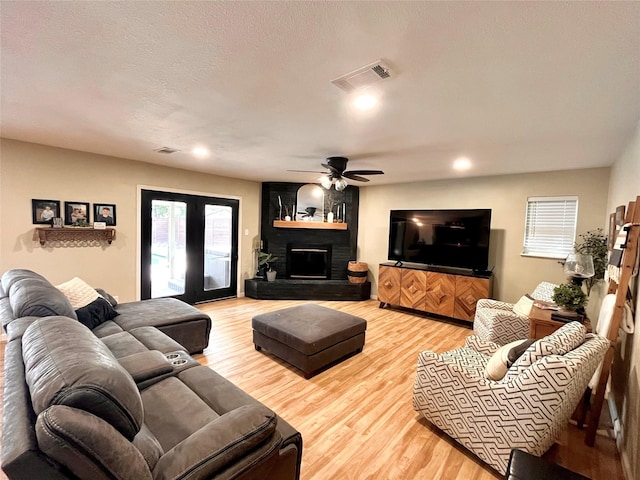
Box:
[56,277,118,329]
[22,317,143,440]
[151,404,279,480]
[36,405,152,480]
[7,275,77,320]
[1,269,48,292]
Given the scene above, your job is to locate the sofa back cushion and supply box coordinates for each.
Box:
[3,269,77,320]
[22,317,143,440]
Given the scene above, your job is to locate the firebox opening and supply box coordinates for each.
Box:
[286,244,332,279]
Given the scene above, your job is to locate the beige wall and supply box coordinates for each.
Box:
[0,139,261,302]
[607,122,640,480]
[358,167,610,304]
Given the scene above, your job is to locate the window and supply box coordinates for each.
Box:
[522,196,578,259]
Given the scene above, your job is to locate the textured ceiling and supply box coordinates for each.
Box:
[1,1,639,186]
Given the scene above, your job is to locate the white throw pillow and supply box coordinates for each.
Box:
[56,277,100,309]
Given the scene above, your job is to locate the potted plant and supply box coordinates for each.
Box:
[257,252,278,280]
[552,283,588,315]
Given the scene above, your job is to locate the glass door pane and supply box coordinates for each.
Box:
[203,204,232,291]
[151,200,187,298]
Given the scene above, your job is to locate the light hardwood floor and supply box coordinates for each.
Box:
[0,297,624,479]
[194,298,623,480]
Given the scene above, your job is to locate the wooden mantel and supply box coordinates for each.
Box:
[273,220,348,230]
[35,227,116,245]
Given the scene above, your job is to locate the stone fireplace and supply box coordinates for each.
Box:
[286,244,332,279]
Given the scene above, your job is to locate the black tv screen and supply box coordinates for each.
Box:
[388,209,492,271]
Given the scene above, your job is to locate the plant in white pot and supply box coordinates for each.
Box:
[257,252,278,281]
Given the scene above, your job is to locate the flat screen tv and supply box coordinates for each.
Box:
[388,209,492,272]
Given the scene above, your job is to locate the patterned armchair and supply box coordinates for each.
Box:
[413,322,609,475]
[473,282,557,344]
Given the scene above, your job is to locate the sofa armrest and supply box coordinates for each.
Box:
[117,351,173,383]
[152,404,280,480]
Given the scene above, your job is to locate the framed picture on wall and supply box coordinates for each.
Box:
[32,199,61,225]
[94,204,116,226]
[608,212,617,250]
[615,205,626,226]
[64,201,90,226]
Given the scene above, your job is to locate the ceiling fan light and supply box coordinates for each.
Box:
[319,175,333,189]
[335,178,348,191]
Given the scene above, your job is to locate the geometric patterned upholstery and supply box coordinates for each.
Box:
[413,322,609,474]
[473,282,559,345]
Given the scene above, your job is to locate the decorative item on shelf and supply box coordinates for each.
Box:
[347,261,368,284]
[266,270,277,282]
[93,221,106,230]
[563,253,595,287]
[552,282,588,319]
[327,211,334,223]
[52,218,63,228]
[256,252,277,280]
[71,219,90,228]
[573,229,608,295]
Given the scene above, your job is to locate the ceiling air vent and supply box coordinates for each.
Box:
[331,60,394,93]
[154,147,180,154]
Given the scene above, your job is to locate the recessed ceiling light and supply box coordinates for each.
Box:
[453,156,472,171]
[353,93,378,111]
[192,146,210,158]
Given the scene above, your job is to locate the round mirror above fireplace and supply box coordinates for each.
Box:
[296,184,324,222]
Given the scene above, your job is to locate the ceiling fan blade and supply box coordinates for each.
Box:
[344,169,384,176]
[287,169,328,174]
[343,173,370,182]
[321,163,342,174]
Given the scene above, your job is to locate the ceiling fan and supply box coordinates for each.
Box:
[289,156,384,191]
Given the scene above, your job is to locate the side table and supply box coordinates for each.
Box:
[529,306,591,340]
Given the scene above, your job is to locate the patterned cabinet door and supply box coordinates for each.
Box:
[378,266,402,305]
[453,276,491,321]
[424,272,455,316]
[400,269,427,310]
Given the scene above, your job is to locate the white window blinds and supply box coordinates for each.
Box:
[522,196,578,259]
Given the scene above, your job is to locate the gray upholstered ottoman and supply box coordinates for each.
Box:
[252,304,367,378]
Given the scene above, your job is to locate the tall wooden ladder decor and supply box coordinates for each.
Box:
[585,195,640,446]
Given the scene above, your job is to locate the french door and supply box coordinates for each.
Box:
[140,189,239,303]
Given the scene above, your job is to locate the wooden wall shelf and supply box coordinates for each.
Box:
[273,220,347,230]
[35,227,116,245]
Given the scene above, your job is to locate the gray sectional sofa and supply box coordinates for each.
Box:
[0,268,212,354]
[1,269,302,480]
